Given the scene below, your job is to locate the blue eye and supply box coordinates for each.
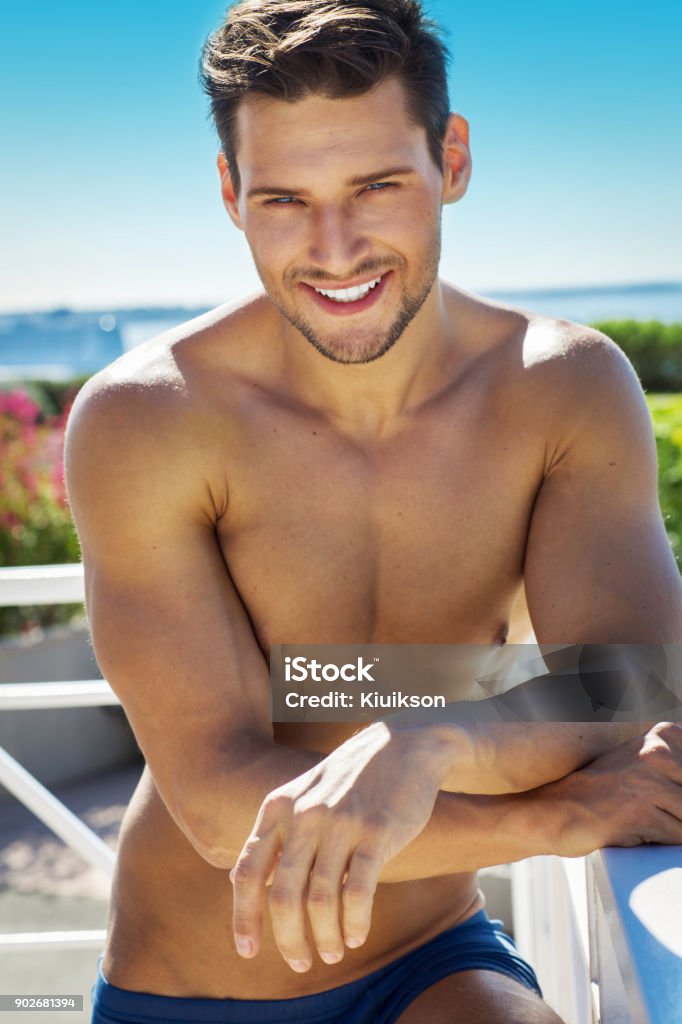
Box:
[365,182,393,192]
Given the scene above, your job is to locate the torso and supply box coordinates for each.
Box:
[101,285,560,997]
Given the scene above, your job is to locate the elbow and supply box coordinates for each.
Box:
[180,808,238,870]
[193,837,235,871]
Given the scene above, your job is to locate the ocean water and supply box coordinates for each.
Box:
[1,283,680,381]
[487,283,682,327]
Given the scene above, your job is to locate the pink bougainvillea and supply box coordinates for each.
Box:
[1,387,81,634]
[0,390,41,425]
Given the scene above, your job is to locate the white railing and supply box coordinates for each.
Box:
[512,856,596,1023]
[512,846,682,1023]
[2,562,86,606]
[0,563,115,953]
[2,564,681,1018]
[588,846,682,1022]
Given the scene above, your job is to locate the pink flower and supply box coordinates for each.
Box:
[0,390,41,425]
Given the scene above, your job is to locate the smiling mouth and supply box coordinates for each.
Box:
[312,275,383,303]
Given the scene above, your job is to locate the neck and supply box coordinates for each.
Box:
[272,280,463,439]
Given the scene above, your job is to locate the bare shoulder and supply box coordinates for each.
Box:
[70,295,267,416]
[444,285,638,399]
[519,315,655,473]
[520,315,639,392]
[68,331,190,445]
[65,295,270,525]
[67,296,269,447]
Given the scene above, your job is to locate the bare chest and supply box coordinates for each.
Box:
[214,381,545,652]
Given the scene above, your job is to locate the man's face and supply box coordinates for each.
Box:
[227,77,447,365]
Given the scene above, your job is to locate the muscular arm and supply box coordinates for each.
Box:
[431,331,682,795]
[383,717,682,883]
[378,788,557,880]
[385,329,679,880]
[64,370,325,867]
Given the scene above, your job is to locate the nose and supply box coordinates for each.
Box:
[306,203,370,276]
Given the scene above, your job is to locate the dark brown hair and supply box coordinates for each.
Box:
[200,0,451,195]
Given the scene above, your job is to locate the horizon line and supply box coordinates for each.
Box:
[1,279,681,319]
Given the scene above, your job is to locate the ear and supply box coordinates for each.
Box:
[441,113,472,205]
[217,152,244,230]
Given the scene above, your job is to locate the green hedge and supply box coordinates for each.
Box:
[649,395,682,568]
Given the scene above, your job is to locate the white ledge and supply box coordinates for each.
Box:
[0,929,107,952]
[590,845,682,1021]
[0,680,118,709]
[0,564,85,607]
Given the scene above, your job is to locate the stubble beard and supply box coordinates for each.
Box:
[259,231,442,366]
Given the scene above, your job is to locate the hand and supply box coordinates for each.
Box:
[229,721,450,971]
[549,722,682,857]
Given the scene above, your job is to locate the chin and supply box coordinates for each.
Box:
[301,327,401,365]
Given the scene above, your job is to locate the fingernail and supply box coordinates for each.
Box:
[286,958,311,972]
[229,869,235,884]
[320,951,343,964]
[345,935,365,948]
[235,935,253,957]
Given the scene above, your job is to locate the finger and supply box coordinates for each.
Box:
[306,840,350,965]
[268,840,317,972]
[265,851,282,887]
[231,853,280,887]
[642,732,682,786]
[231,849,280,885]
[232,828,281,959]
[342,844,384,950]
[646,722,682,761]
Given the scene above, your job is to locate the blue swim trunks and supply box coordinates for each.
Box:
[90,908,542,1023]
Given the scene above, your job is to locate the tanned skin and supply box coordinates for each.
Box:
[66,78,682,1023]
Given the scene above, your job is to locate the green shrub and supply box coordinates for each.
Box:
[648,394,682,569]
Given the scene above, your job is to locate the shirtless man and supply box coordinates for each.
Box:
[65,1,682,1022]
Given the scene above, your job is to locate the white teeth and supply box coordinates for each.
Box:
[314,276,382,302]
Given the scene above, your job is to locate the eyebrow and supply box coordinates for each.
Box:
[246,166,416,199]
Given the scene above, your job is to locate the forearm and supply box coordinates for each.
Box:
[170,722,588,872]
[378,783,562,883]
[417,643,669,793]
[381,737,651,884]
[435,719,651,795]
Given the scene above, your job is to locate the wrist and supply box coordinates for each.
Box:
[525,780,573,858]
[388,718,477,790]
[473,788,566,862]
[541,770,604,858]
[424,719,486,792]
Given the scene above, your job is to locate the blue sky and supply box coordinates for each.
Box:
[1,0,680,312]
